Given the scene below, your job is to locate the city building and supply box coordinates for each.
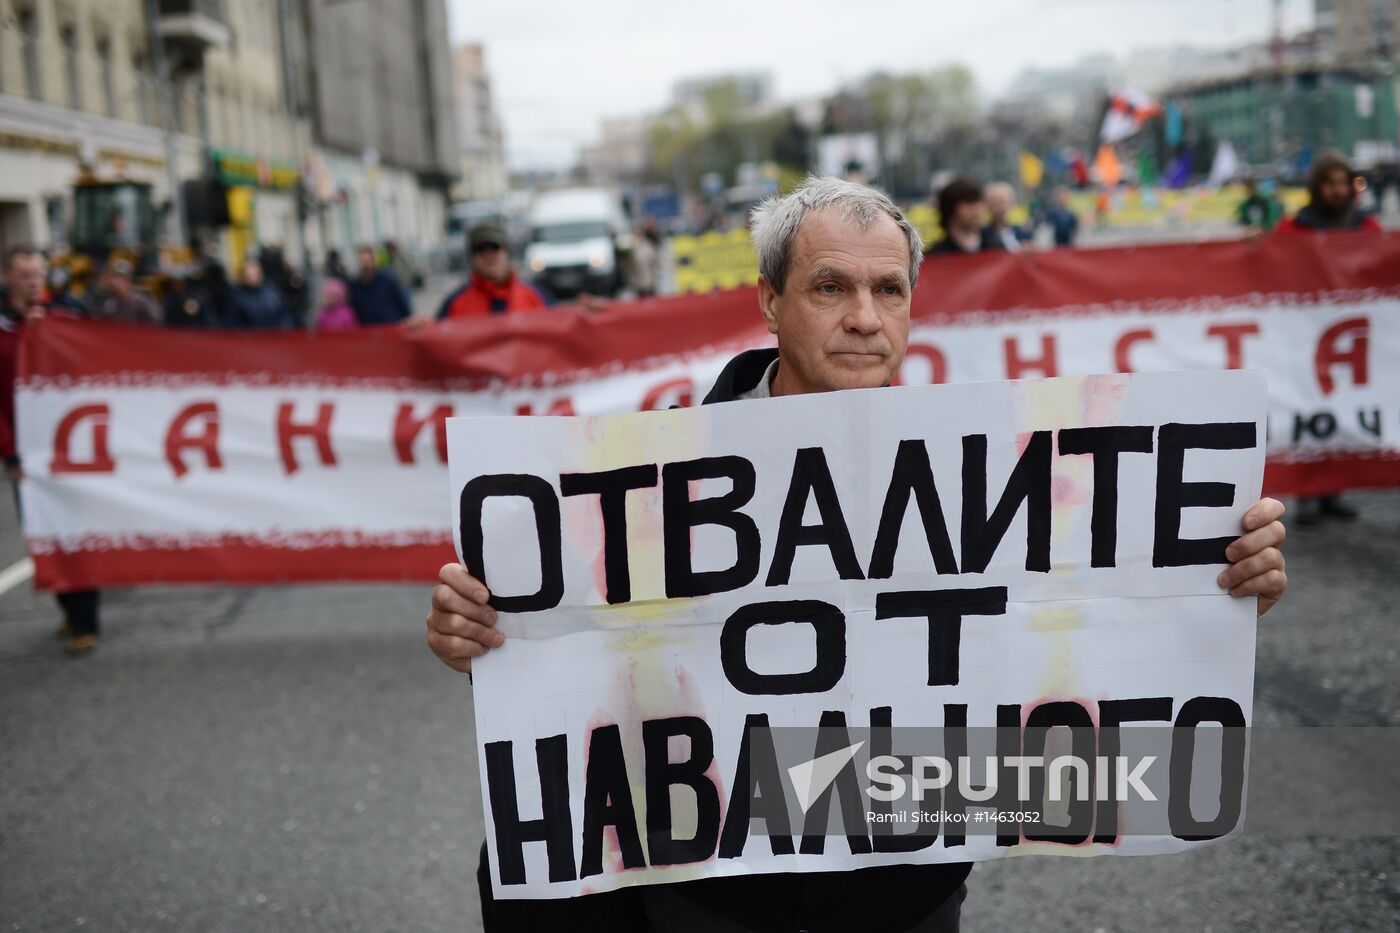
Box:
[291,0,458,264]
[0,0,459,272]
[0,0,205,251]
[201,0,307,267]
[580,116,648,185]
[671,71,774,120]
[1317,0,1400,63]
[1165,65,1399,169]
[451,43,506,202]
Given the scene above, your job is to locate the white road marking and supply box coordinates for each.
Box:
[0,556,35,597]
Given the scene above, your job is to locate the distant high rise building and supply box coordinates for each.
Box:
[672,72,774,113]
[451,43,507,201]
[287,0,460,260]
[580,116,648,185]
[1317,0,1400,62]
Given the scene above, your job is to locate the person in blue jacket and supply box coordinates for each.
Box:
[226,257,293,330]
[349,244,413,325]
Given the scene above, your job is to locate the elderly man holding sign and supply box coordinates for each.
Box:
[426,177,1288,932]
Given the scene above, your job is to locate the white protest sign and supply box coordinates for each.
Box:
[447,370,1266,899]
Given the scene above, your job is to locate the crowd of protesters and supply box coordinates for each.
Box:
[0,148,1388,654]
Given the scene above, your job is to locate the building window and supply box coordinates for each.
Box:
[61,25,81,110]
[96,38,116,117]
[45,196,68,251]
[132,55,151,124]
[18,7,42,101]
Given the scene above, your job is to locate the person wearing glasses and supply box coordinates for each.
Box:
[436,224,549,320]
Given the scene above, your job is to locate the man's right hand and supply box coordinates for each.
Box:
[426,563,503,674]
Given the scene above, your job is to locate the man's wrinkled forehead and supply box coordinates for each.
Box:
[791,211,912,277]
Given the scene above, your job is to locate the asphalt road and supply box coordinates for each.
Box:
[2,479,1398,932]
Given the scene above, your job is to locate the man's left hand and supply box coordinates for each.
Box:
[1218,497,1287,616]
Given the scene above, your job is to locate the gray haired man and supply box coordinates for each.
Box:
[425,176,1289,932]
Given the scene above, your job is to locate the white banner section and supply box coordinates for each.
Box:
[448,371,1266,899]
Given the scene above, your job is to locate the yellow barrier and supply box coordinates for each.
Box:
[671,229,760,294]
[1066,185,1309,228]
[670,187,1313,291]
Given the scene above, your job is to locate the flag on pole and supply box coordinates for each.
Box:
[1208,140,1241,188]
[1137,149,1159,186]
[1101,89,1163,144]
[1093,145,1123,187]
[1019,151,1045,189]
[1070,153,1090,188]
[1166,151,1194,189]
[1164,102,1184,147]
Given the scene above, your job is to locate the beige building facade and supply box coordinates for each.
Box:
[452,43,506,202]
[0,0,455,273]
[0,0,201,250]
[1318,0,1400,63]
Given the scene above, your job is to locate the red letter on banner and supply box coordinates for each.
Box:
[1114,329,1154,373]
[1314,317,1369,396]
[896,344,948,385]
[50,404,115,474]
[640,378,693,410]
[165,402,222,479]
[1004,334,1058,379]
[277,402,337,475]
[1206,323,1260,370]
[515,398,577,416]
[394,403,452,465]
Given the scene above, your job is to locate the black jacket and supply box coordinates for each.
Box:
[703,347,779,403]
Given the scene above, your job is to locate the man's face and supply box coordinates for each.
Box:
[758,208,911,395]
[1317,168,1354,214]
[242,260,264,287]
[985,187,1013,223]
[952,199,986,231]
[357,247,376,277]
[471,242,510,283]
[5,254,46,309]
[109,271,132,298]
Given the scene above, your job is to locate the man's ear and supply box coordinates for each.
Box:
[757,276,780,336]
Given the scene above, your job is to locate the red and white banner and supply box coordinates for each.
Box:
[18,235,1400,590]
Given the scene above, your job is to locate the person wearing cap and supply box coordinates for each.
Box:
[89,258,162,325]
[435,223,549,320]
[349,243,413,326]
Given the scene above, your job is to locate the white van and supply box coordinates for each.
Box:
[524,188,627,298]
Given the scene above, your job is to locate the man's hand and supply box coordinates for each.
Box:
[1218,497,1287,616]
[426,563,503,673]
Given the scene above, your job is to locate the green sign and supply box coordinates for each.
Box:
[211,148,300,190]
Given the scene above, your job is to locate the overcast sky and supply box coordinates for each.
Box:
[447,0,1317,171]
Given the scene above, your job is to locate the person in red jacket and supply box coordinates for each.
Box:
[435,223,549,320]
[1,246,102,655]
[1275,151,1381,524]
[1275,150,1383,235]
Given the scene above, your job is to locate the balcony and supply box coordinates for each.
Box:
[155,0,231,51]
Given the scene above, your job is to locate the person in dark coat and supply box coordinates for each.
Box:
[421,177,1293,933]
[349,244,413,325]
[226,257,294,330]
[927,177,1003,255]
[163,267,216,328]
[1045,187,1080,248]
[2,246,102,655]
